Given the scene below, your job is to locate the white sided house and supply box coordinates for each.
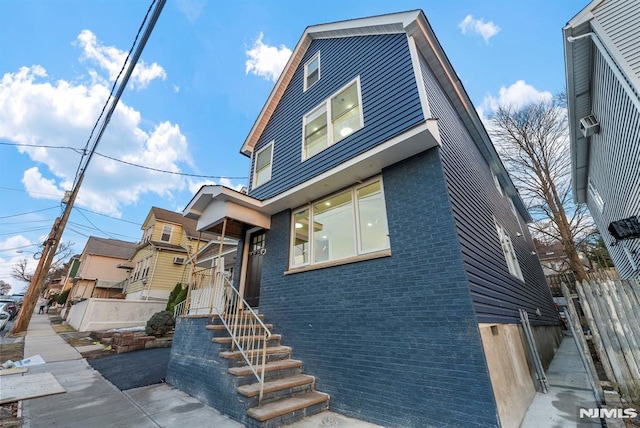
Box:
[564,0,640,278]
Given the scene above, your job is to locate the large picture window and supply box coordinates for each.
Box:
[290,178,389,268]
[302,77,363,160]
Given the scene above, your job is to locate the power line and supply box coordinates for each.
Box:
[95,151,247,179]
[0,226,53,236]
[74,207,141,225]
[12,0,167,334]
[0,206,59,219]
[75,208,116,239]
[0,219,56,225]
[0,243,40,252]
[1,141,247,179]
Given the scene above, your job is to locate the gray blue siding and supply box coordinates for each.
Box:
[257,150,499,428]
[418,51,559,325]
[248,34,424,200]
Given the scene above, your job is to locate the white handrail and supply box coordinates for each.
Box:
[215,273,271,405]
[179,269,272,405]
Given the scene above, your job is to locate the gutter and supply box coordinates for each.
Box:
[566,31,640,202]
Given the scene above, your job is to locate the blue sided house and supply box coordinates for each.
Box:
[167,10,562,428]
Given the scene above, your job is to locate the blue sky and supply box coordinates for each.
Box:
[0,0,588,292]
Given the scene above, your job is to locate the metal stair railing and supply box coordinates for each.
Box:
[214,272,272,405]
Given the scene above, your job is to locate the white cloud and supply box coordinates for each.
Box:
[245,33,291,82]
[458,15,500,43]
[176,0,206,23]
[0,235,40,294]
[76,30,166,89]
[477,80,553,119]
[22,167,65,200]
[187,178,246,195]
[0,34,191,217]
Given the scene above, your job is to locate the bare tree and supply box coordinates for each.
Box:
[11,241,75,284]
[489,94,590,282]
[0,280,11,294]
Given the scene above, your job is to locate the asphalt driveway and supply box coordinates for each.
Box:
[88,347,171,390]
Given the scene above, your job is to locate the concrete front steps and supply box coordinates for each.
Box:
[206,316,330,427]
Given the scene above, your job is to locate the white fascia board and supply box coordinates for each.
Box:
[410,12,532,222]
[240,10,422,157]
[183,185,264,220]
[563,24,589,203]
[261,120,440,215]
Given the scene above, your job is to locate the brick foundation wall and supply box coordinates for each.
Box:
[258,149,500,427]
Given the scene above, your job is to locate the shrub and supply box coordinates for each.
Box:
[145,310,175,337]
[166,283,184,313]
[57,290,70,305]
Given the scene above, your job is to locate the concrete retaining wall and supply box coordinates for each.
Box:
[480,323,562,428]
[66,298,166,332]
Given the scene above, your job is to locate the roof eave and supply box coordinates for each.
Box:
[563,17,593,204]
[239,10,422,157]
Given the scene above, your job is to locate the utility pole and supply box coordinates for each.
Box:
[12,0,166,334]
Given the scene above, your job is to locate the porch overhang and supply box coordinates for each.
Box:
[183,186,270,239]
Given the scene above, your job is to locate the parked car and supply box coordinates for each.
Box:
[0,311,10,331]
[0,299,19,320]
[10,294,25,304]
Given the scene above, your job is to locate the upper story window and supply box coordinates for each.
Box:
[253,141,274,188]
[142,227,152,243]
[161,225,173,242]
[302,77,363,160]
[588,179,605,212]
[492,171,503,196]
[495,221,524,281]
[304,52,320,91]
[290,177,389,268]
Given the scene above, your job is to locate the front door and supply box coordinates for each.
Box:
[244,230,265,307]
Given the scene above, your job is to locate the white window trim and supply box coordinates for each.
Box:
[492,171,503,196]
[588,179,605,213]
[303,52,320,92]
[289,176,389,269]
[160,225,173,243]
[301,76,364,161]
[252,140,274,188]
[495,221,524,281]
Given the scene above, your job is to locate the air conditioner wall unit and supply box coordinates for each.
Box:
[579,114,599,138]
[173,257,185,265]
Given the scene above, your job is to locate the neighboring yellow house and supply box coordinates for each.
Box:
[69,237,137,301]
[125,207,216,301]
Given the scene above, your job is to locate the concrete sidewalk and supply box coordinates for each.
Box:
[521,332,601,428]
[19,309,243,428]
[16,310,379,428]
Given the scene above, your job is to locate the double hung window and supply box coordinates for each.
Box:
[495,222,524,281]
[304,53,320,91]
[253,141,273,188]
[291,178,389,268]
[161,225,173,242]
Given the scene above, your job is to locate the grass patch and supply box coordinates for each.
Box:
[0,342,24,363]
[51,323,76,334]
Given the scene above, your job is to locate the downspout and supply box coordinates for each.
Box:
[146,249,161,300]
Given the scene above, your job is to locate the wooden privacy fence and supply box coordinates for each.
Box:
[569,278,640,402]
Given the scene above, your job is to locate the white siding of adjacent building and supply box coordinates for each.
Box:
[587,30,640,278]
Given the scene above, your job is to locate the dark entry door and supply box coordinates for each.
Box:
[244,230,265,307]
